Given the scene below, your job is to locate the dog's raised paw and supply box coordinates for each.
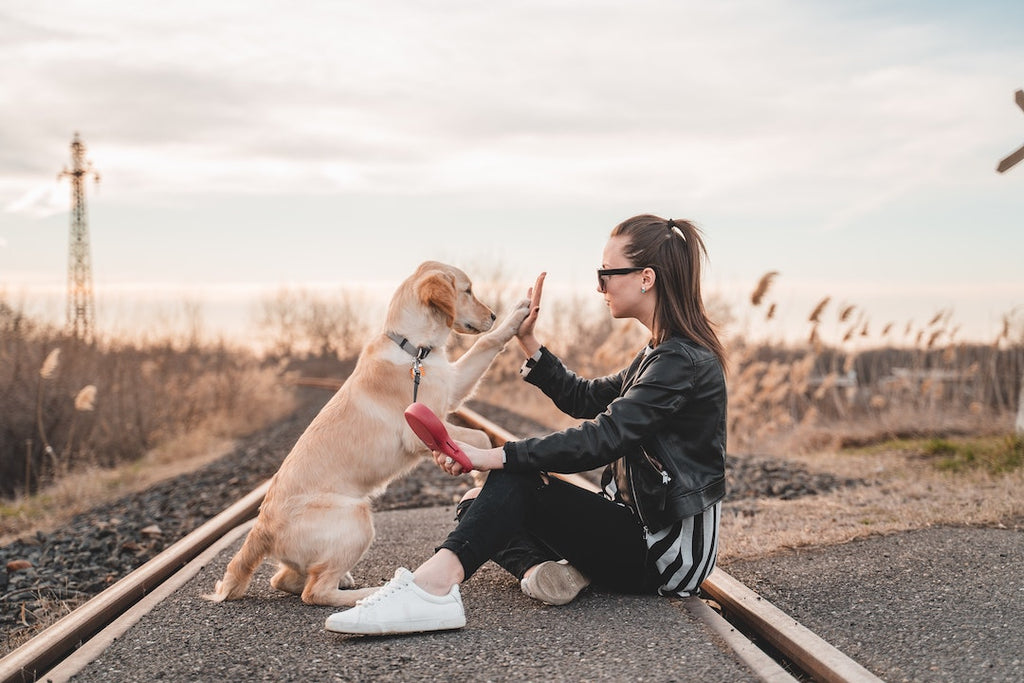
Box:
[490,299,531,342]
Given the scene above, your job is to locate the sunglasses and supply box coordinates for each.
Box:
[597,267,645,293]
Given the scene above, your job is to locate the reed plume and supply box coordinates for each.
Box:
[65,385,99,468]
[74,385,97,411]
[36,348,60,477]
[808,297,830,323]
[40,349,60,378]
[808,324,820,346]
[750,271,779,306]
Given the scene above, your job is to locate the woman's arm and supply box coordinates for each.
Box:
[526,349,628,419]
[505,345,696,474]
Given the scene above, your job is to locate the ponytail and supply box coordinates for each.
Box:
[610,214,727,371]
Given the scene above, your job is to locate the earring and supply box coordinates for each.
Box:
[641,286,646,294]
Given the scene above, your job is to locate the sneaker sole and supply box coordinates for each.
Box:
[526,563,590,606]
[324,615,466,635]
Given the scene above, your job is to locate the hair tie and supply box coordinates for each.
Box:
[667,219,686,242]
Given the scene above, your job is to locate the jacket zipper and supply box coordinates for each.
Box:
[641,447,671,485]
[625,462,650,540]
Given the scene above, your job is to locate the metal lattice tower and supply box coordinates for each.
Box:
[57,132,100,342]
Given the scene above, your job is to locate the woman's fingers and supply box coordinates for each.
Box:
[432,449,465,476]
[529,272,546,311]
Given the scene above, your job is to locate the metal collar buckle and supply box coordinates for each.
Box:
[387,332,432,401]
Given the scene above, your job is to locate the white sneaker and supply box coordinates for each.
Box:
[324,567,466,635]
[520,560,590,606]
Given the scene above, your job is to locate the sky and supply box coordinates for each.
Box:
[1,0,1022,346]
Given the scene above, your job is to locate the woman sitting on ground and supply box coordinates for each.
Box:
[326,214,729,635]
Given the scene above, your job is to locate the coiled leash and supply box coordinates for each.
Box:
[387,332,432,401]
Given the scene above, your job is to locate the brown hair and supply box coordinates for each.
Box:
[610,214,727,370]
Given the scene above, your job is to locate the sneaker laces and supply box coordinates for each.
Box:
[356,570,411,607]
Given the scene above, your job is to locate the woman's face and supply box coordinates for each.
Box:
[599,236,652,324]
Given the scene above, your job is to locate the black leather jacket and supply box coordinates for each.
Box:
[502,338,727,532]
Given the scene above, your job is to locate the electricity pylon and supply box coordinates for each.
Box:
[57,132,100,342]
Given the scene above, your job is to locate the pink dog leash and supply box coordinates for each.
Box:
[404,402,474,472]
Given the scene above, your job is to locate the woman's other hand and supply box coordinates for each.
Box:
[432,443,504,476]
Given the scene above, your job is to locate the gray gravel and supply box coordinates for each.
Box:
[68,507,757,682]
[724,526,1024,682]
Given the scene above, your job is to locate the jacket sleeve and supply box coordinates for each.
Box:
[523,346,626,419]
[505,345,694,474]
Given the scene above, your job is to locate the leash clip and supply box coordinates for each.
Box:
[411,357,425,401]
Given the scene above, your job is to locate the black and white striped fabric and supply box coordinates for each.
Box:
[603,477,720,597]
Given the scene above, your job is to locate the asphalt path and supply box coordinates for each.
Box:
[726,525,1023,682]
[61,506,756,682]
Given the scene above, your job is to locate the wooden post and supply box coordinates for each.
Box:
[996,90,1024,173]
[996,89,1024,434]
[1016,370,1024,435]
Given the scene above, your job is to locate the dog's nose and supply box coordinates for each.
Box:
[490,313,496,322]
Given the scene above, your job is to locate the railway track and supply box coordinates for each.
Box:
[0,402,881,683]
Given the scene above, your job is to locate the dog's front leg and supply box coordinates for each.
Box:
[449,299,530,405]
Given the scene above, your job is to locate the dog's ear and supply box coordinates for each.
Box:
[417,270,457,327]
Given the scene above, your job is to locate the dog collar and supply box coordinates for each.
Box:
[387,332,432,401]
[387,332,432,360]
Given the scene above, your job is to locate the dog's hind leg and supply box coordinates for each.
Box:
[204,522,272,602]
[301,565,377,607]
[299,502,374,606]
[270,564,306,596]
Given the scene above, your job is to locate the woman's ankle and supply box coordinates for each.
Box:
[413,549,465,596]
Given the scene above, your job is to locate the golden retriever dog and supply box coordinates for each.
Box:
[206,261,528,607]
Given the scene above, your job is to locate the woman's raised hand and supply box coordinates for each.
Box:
[516,272,546,356]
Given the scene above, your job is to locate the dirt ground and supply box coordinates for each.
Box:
[716,446,1024,564]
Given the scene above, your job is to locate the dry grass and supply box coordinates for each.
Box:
[1,296,297,538]
[718,443,1024,564]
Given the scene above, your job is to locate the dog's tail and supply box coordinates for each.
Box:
[203,523,272,602]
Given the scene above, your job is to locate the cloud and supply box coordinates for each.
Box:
[4,184,66,218]
[1,1,1022,210]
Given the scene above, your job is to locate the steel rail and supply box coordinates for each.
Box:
[701,570,882,683]
[0,385,880,682]
[0,484,269,683]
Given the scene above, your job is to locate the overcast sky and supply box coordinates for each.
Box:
[1,0,1022,344]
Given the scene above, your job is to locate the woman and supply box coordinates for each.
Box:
[326,214,728,635]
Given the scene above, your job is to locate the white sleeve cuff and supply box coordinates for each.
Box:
[519,349,543,378]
